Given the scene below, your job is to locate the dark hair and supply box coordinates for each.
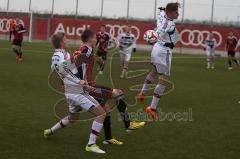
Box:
[51,32,65,49]
[166,2,179,12]
[100,24,106,28]
[81,29,95,43]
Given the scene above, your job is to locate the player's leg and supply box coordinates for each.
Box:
[146,74,169,120]
[99,52,107,74]
[228,51,233,70]
[86,104,106,154]
[137,65,159,102]
[111,89,145,131]
[120,53,126,78]
[9,31,12,42]
[206,51,211,69]
[44,112,79,138]
[89,87,123,145]
[210,54,215,69]
[102,104,123,145]
[231,52,239,67]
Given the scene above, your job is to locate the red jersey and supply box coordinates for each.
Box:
[9,19,15,31]
[226,35,238,51]
[13,23,26,40]
[96,31,110,52]
[73,45,95,86]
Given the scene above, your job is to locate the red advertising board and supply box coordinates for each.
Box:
[1,16,239,51]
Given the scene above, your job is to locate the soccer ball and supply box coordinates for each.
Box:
[143,30,158,45]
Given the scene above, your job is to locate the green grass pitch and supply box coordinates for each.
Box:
[0,40,240,159]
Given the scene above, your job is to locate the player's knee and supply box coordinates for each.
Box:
[154,84,166,98]
[68,114,79,123]
[112,89,123,98]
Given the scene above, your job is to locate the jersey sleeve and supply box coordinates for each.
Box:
[52,52,80,84]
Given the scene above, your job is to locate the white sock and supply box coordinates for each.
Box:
[88,120,103,145]
[141,83,149,94]
[51,116,70,133]
[207,62,211,68]
[150,96,160,110]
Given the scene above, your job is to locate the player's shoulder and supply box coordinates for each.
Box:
[52,49,65,59]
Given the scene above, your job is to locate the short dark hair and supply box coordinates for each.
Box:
[166,2,179,12]
[51,32,65,49]
[100,24,106,28]
[81,29,95,43]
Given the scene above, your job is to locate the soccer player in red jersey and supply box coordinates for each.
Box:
[73,30,145,145]
[12,18,26,62]
[226,32,239,70]
[96,25,111,75]
[9,18,15,42]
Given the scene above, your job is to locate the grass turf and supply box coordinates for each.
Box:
[0,40,240,159]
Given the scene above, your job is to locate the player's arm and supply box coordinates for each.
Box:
[225,40,229,51]
[235,39,240,51]
[117,34,123,49]
[133,35,137,52]
[18,25,26,34]
[96,33,100,46]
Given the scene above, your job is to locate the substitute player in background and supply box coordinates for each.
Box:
[73,30,145,144]
[12,18,26,62]
[44,32,107,154]
[96,25,111,75]
[9,18,15,42]
[118,25,136,79]
[137,3,180,120]
[204,32,217,69]
[226,32,239,70]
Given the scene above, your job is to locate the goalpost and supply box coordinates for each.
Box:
[0,11,33,42]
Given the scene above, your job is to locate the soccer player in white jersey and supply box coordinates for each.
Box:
[137,3,180,120]
[118,25,136,78]
[204,32,217,69]
[43,33,107,154]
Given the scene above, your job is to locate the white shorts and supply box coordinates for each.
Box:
[206,50,215,57]
[151,43,172,75]
[65,93,99,113]
[120,53,131,62]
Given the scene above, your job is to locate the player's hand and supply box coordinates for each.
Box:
[164,43,175,49]
[133,48,136,52]
[80,80,86,85]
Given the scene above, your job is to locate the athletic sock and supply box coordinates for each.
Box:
[116,98,130,129]
[150,84,165,110]
[103,116,112,140]
[150,96,160,110]
[88,120,103,145]
[207,62,211,68]
[18,50,22,58]
[50,116,70,134]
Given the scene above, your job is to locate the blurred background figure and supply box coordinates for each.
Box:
[9,18,15,42]
[225,32,239,70]
[204,32,217,69]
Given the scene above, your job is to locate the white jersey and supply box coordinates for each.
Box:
[156,10,180,46]
[118,32,136,54]
[205,38,217,53]
[51,49,84,95]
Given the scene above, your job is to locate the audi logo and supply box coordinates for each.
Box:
[106,24,140,40]
[0,18,25,33]
[0,18,10,33]
[180,29,222,47]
